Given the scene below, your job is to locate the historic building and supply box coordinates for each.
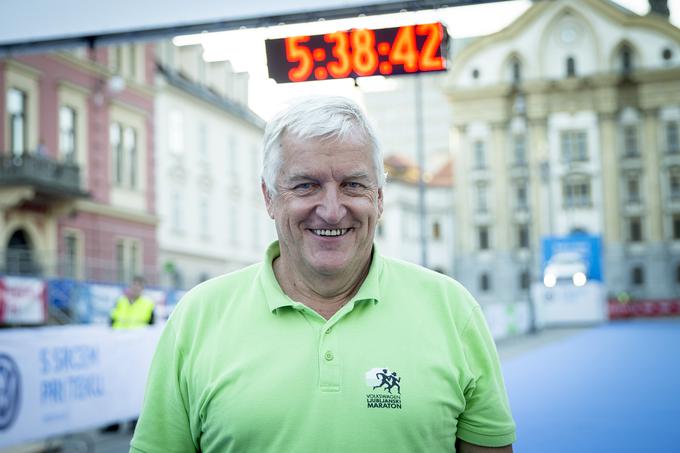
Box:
[1,44,159,284]
[444,0,680,304]
[155,42,274,289]
[376,154,455,275]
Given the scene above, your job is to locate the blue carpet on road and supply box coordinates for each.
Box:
[503,319,680,453]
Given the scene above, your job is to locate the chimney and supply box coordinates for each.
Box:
[648,0,670,19]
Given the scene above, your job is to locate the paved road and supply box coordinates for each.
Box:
[5,319,677,452]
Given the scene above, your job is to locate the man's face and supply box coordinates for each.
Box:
[263,134,383,278]
[129,281,144,299]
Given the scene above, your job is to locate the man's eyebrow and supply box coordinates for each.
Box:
[345,171,371,180]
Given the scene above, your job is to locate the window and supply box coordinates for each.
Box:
[110,123,123,185]
[432,221,441,241]
[623,125,639,157]
[7,88,27,156]
[480,273,491,292]
[377,222,384,238]
[518,224,529,249]
[129,45,137,80]
[667,122,679,154]
[626,175,641,203]
[516,181,528,210]
[168,111,184,154]
[513,134,526,166]
[629,217,642,242]
[200,196,210,239]
[563,179,591,207]
[63,232,79,279]
[472,69,480,79]
[662,48,673,62]
[670,170,680,200]
[110,46,123,74]
[676,264,680,284]
[631,266,644,286]
[199,122,208,162]
[621,46,633,75]
[115,239,142,284]
[673,215,680,240]
[476,184,488,213]
[520,270,530,290]
[171,190,183,233]
[59,106,77,162]
[566,56,577,77]
[511,59,521,84]
[123,127,137,188]
[561,130,588,163]
[478,226,490,250]
[130,242,139,278]
[116,241,125,283]
[473,140,486,169]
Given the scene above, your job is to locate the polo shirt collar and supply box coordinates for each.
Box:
[259,240,383,313]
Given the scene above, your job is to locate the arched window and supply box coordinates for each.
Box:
[566,56,577,77]
[6,229,37,276]
[511,58,522,85]
[621,45,633,76]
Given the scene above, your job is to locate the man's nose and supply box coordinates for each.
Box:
[316,187,346,224]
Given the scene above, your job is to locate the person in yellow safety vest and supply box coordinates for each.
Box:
[110,275,155,329]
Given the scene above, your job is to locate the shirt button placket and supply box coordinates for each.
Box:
[319,323,340,392]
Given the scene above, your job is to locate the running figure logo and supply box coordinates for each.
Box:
[372,369,401,394]
[365,367,403,409]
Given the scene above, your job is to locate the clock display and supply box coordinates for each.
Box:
[265,22,448,83]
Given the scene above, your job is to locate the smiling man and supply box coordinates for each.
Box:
[131,96,515,453]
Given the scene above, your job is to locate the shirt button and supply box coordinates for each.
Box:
[324,351,334,361]
[325,327,332,335]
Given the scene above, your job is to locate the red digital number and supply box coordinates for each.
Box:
[325,31,352,79]
[389,26,418,72]
[285,36,313,82]
[350,29,378,76]
[416,23,445,71]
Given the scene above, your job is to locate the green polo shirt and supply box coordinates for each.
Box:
[131,242,515,453]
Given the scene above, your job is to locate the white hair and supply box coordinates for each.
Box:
[262,95,385,195]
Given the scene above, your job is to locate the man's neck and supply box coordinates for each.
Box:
[272,254,371,320]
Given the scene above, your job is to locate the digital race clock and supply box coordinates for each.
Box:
[265,22,448,83]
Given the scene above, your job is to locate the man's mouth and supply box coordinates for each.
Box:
[310,228,351,237]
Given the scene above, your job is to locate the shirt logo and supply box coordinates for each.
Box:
[0,353,21,430]
[365,367,402,409]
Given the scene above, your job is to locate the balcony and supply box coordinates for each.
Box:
[0,151,88,205]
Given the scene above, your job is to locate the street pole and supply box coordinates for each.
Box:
[415,74,428,268]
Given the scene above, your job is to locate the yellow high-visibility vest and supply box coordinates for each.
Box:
[110,295,155,329]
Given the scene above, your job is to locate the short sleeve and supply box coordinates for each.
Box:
[456,305,516,447]
[130,321,199,453]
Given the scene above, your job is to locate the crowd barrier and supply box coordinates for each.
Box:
[0,324,164,448]
[608,299,680,319]
[0,276,185,325]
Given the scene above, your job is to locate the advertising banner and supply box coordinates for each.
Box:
[0,276,47,325]
[0,324,164,448]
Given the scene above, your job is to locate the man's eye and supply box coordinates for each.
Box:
[346,182,364,189]
[294,183,313,190]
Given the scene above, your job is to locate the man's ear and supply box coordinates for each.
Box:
[377,187,384,218]
[262,180,275,219]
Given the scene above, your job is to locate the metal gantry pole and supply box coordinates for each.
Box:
[415,74,428,268]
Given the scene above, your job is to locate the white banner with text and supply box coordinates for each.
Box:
[0,324,164,447]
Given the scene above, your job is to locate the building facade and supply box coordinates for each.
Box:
[376,154,455,275]
[1,44,159,284]
[444,0,680,304]
[155,42,274,289]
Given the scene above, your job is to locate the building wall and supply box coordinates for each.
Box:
[0,46,159,284]
[155,43,274,289]
[445,0,680,304]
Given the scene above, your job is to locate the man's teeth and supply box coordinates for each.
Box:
[312,228,348,237]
